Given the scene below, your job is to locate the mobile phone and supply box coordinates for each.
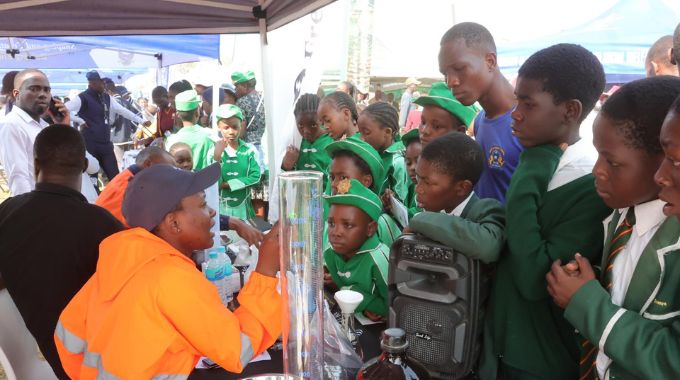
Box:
[49,98,65,122]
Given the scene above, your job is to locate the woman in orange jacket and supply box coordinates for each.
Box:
[54,163,282,380]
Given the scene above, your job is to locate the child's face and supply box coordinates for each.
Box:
[404,141,422,183]
[327,204,376,257]
[592,114,663,209]
[510,77,572,148]
[438,38,495,106]
[318,100,351,140]
[172,149,193,171]
[296,112,323,143]
[358,114,393,152]
[419,105,464,146]
[218,117,241,141]
[415,157,470,212]
[329,156,372,194]
[656,111,680,218]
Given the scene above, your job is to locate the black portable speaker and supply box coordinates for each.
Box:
[388,233,491,379]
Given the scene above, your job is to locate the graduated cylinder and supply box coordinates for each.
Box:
[278,171,325,380]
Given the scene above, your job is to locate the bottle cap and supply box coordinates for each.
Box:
[207,250,218,259]
[380,328,408,353]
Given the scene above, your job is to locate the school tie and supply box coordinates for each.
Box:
[602,207,636,290]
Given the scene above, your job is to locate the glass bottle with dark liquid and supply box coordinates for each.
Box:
[357,328,431,380]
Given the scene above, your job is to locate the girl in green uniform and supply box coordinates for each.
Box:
[210,104,261,220]
[317,91,359,141]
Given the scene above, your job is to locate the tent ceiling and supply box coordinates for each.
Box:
[0,0,335,36]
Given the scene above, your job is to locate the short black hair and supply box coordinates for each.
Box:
[440,22,497,53]
[34,125,86,177]
[169,142,192,154]
[1,71,18,95]
[601,76,680,155]
[646,35,674,67]
[331,150,373,186]
[361,102,399,140]
[177,109,199,123]
[294,93,321,118]
[136,146,172,166]
[420,132,484,185]
[168,80,193,95]
[321,91,359,123]
[151,86,168,99]
[518,43,605,121]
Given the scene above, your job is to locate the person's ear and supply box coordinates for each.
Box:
[563,99,583,125]
[367,220,378,237]
[455,179,473,198]
[360,174,373,189]
[484,52,498,71]
[671,48,677,65]
[651,60,661,75]
[12,88,19,99]
[82,157,89,173]
[142,158,153,169]
[163,210,182,234]
[33,158,41,179]
[342,107,352,121]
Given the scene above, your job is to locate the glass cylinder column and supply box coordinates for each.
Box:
[278,171,324,380]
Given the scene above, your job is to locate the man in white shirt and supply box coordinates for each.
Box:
[65,71,149,181]
[0,69,70,196]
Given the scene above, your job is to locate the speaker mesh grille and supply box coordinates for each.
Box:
[395,297,465,369]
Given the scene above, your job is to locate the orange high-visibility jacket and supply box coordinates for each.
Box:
[95,167,135,227]
[54,228,281,380]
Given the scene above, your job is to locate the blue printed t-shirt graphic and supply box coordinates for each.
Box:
[473,109,523,204]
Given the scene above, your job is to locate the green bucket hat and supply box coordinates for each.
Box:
[413,82,478,126]
[325,138,385,194]
[215,104,244,121]
[400,129,420,146]
[174,90,201,111]
[324,179,382,222]
[231,70,256,85]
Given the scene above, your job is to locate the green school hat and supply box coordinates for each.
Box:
[325,138,386,194]
[413,82,478,126]
[174,90,201,111]
[400,129,420,146]
[231,70,256,85]
[325,179,382,222]
[215,104,244,121]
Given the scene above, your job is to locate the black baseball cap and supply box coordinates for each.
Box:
[122,163,221,231]
[85,71,102,81]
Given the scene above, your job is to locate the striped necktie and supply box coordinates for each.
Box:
[603,207,636,290]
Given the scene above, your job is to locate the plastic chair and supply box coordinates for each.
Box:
[0,289,58,380]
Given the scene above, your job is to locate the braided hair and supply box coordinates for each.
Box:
[322,91,359,123]
[361,102,399,140]
[294,93,321,118]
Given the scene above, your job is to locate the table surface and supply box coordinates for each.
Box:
[188,321,386,380]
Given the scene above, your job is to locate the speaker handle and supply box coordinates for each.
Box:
[397,259,461,279]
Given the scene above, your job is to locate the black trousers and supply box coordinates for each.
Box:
[85,140,119,181]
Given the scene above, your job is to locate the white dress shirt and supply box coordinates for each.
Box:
[0,107,49,195]
[547,137,598,191]
[65,94,145,126]
[81,151,100,203]
[596,200,666,379]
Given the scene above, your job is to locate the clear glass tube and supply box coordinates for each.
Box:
[278,171,324,380]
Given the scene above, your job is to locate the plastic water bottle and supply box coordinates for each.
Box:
[216,246,236,304]
[205,249,230,307]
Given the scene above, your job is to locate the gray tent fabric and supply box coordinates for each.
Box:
[0,0,334,37]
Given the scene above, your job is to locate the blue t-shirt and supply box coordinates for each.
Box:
[473,109,523,204]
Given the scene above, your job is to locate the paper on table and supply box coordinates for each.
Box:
[354,311,382,325]
[390,195,409,227]
[194,350,272,369]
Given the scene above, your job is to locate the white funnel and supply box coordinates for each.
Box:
[334,290,364,314]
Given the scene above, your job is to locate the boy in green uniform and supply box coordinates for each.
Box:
[324,178,390,320]
[165,90,214,170]
[326,138,401,246]
[209,104,261,220]
[413,82,477,147]
[358,102,410,203]
[281,94,333,188]
[481,44,611,380]
[401,129,422,218]
[546,77,680,380]
[406,132,504,264]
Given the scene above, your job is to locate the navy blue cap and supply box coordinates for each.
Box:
[122,163,221,231]
[86,71,101,81]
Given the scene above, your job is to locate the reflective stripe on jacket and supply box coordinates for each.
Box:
[54,228,281,379]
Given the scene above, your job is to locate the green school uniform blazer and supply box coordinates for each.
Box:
[408,193,505,264]
[380,141,410,203]
[483,145,611,380]
[565,215,680,380]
